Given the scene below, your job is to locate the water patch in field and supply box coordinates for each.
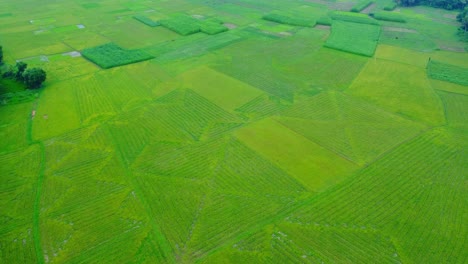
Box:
[76,24,85,29]
[62,51,81,57]
[383,26,417,33]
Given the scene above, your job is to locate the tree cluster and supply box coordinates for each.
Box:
[398,0,467,10]
[457,7,468,30]
[0,47,47,90]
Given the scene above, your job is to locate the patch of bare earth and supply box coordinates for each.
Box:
[383,26,417,33]
[361,3,377,14]
[223,23,237,29]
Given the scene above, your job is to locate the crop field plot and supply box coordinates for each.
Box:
[325,21,381,57]
[347,59,445,126]
[0,0,467,263]
[81,43,154,69]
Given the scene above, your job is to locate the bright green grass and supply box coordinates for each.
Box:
[427,60,468,86]
[325,21,381,57]
[81,43,154,69]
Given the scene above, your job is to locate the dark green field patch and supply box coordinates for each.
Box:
[372,11,406,23]
[263,11,316,27]
[427,60,468,86]
[133,15,160,27]
[160,15,201,36]
[81,3,100,9]
[325,21,381,57]
[200,21,228,35]
[351,1,374,12]
[81,43,154,69]
[330,11,380,25]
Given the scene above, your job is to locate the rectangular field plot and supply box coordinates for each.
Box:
[427,60,468,86]
[277,91,426,164]
[179,66,263,112]
[235,118,358,192]
[82,43,154,69]
[133,15,160,27]
[325,21,381,57]
[263,11,316,27]
[347,59,445,126]
[286,128,467,264]
[160,14,201,36]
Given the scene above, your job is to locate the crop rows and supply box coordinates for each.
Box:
[134,173,206,256]
[439,92,468,127]
[185,193,292,261]
[213,139,306,196]
[285,128,466,263]
[270,223,399,263]
[160,15,201,36]
[280,92,424,164]
[427,60,468,86]
[73,75,116,124]
[82,43,154,69]
[214,58,296,102]
[236,95,289,120]
[132,139,226,179]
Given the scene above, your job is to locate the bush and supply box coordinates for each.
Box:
[82,43,154,69]
[351,1,374,12]
[160,15,201,36]
[133,15,160,27]
[325,21,381,57]
[263,11,316,27]
[330,11,380,25]
[23,68,46,89]
[427,60,468,86]
[372,11,406,22]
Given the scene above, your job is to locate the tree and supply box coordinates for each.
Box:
[14,61,27,81]
[0,45,3,64]
[23,68,46,89]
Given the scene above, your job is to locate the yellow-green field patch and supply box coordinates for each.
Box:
[375,44,429,68]
[32,81,81,140]
[235,118,358,192]
[180,67,263,112]
[347,59,445,126]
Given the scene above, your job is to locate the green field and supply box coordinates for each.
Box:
[0,0,467,263]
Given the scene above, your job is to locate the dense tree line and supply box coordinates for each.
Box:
[397,0,467,10]
[0,46,46,89]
